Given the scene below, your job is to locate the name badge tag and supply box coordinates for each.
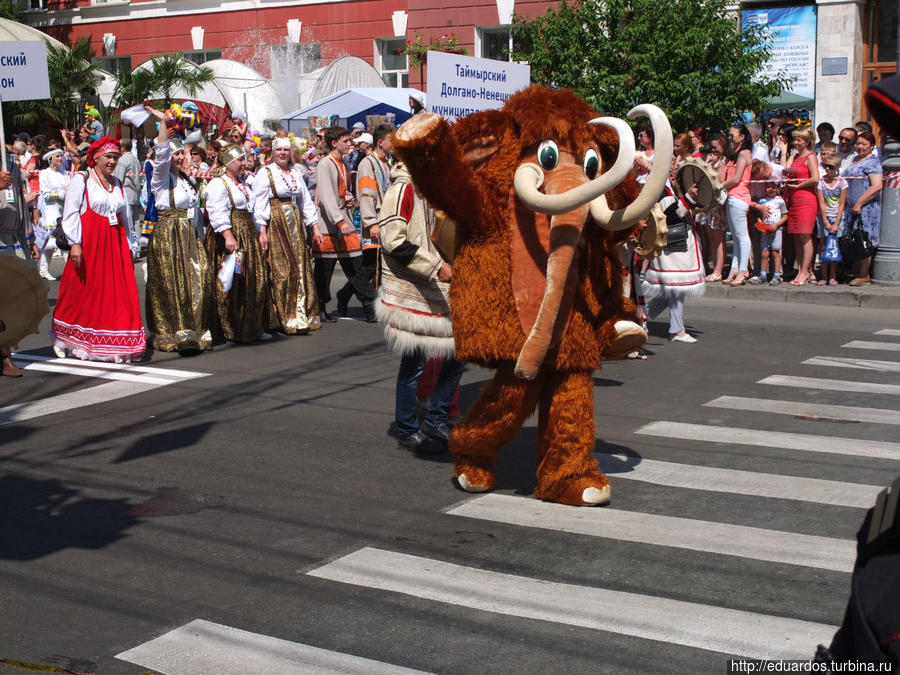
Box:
[108,212,119,227]
[4,189,14,202]
[187,207,196,220]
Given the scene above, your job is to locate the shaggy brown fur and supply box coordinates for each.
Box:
[393,87,645,505]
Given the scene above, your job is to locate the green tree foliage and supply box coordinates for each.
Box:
[0,0,24,21]
[9,36,99,130]
[512,0,790,131]
[113,53,214,109]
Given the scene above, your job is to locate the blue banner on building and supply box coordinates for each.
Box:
[742,5,818,103]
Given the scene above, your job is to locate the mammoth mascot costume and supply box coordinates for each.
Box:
[393,86,672,506]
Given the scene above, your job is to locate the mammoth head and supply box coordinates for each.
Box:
[477,89,671,378]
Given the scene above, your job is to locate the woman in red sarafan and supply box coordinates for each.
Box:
[784,127,820,286]
[51,136,146,362]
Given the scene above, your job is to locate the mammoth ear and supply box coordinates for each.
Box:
[452,109,509,171]
[461,135,501,171]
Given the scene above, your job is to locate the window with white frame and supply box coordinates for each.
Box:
[376,38,408,88]
[93,56,131,78]
[477,26,513,62]
[23,0,46,12]
[181,49,222,65]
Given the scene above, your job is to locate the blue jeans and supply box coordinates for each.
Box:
[726,196,750,274]
[395,352,465,436]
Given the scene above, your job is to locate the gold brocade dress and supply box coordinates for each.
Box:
[146,180,214,352]
[262,168,321,333]
[205,180,270,343]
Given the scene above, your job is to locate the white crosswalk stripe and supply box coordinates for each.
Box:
[2,353,210,425]
[842,340,900,352]
[446,493,855,572]
[803,355,900,372]
[704,395,900,425]
[874,329,900,336]
[595,454,883,507]
[307,547,837,661]
[636,420,900,461]
[116,619,431,675]
[758,374,900,395]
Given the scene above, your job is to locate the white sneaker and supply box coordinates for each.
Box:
[670,333,697,344]
[52,345,67,358]
[39,270,56,281]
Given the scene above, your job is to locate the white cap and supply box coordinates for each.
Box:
[354,133,373,145]
[409,91,425,108]
[352,121,365,130]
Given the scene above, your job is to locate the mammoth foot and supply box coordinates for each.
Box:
[454,464,496,493]
[537,472,612,507]
[394,112,443,144]
[604,320,648,361]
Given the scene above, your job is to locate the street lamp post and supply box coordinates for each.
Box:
[871,7,900,286]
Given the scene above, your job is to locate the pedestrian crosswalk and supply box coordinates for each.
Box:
[116,326,900,672]
[1,353,209,425]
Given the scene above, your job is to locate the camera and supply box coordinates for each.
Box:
[700,144,713,154]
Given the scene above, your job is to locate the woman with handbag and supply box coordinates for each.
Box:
[51,137,145,362]
[783,127,820,286]
[641,183,705,343]
[841,131,883,286]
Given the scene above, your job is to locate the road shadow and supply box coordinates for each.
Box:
[113,421,215,464]
[0,474,139,560]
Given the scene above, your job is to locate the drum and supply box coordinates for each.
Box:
[431,209,458,262]
[675,157,727,212]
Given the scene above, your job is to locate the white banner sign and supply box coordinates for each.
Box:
[427,51,530,122]
[0,41,50,102]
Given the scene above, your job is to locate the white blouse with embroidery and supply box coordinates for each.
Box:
[61,170,135,252]
[251,164,318,231]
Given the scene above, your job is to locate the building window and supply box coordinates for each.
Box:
[181,49,222,65]
[861,0,897,127]
[376,38,408,88]
[270,43,321,74]
[477,27,512,61]
[23,0,46,12]
[93,55,131,77]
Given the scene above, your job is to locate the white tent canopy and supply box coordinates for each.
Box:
[0,18,66,49]
[281,87,423,133]
[133,57,230,111]
[203,59,286,131]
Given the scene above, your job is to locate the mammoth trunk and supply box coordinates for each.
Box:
[514,211,586,380]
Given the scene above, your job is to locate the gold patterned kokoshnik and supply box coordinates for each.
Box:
[145,207,214,351]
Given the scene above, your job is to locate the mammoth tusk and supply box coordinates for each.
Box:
[512,117,636,216]
[590,103,673,231]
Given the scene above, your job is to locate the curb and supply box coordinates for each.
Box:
[700,280,900,309]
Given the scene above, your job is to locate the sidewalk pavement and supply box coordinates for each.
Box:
[701,278,900,310]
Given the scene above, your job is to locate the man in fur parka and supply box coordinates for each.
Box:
[392,86,672,506]
[376,161,465,454]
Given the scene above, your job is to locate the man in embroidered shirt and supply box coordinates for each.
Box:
[356,125,394,288]
[312,125,377,323]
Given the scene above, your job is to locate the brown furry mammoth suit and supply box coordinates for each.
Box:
[393,86,672,506]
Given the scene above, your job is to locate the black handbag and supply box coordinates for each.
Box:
[52,217,71,251]
[840,215,873,262]
[664,221,689,250]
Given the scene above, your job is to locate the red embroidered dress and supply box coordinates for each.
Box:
[52,172,145,361]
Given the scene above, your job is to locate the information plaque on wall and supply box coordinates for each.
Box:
[822,57,848,76]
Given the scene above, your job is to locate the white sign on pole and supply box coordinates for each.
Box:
[0,41,50,102]
[426,51,530,122]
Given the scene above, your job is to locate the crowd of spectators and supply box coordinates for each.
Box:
[665,115,885,287]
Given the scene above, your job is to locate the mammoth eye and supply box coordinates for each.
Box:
[583,149,600,180]
[537,140,559,170]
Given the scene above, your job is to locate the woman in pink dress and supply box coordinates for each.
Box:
[784,128,820,285]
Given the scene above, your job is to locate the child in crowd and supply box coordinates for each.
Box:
[816,158,848,286]
[751,182,788,285]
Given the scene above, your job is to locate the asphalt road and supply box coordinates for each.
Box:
[2,262,900,674]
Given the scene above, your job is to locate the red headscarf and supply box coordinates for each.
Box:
[86,136,121,167]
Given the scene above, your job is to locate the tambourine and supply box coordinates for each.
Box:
[633,203,668,260]
[0,256,50,348]
[675,157,727,212]
[431,209,458,263]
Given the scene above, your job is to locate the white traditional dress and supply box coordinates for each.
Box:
[252,163,320,333]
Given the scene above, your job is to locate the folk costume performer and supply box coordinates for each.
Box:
[251,136,321,334]
[145,106,215,353]
[51,137,145,362]
[204,144,271,343]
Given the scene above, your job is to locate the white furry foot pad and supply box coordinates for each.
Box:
[456,473,491,493]
[605,320,648,360]
[582,485,611,505]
